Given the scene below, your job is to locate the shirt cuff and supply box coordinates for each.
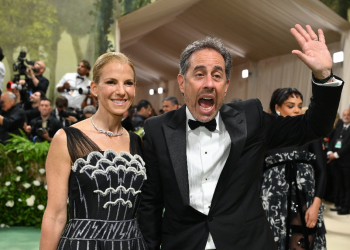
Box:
[312,78,343,87]
[334,152,340,159]
[327,151,332,156]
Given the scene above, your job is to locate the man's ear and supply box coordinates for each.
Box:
[224,79,230,96]
[178,74,185,94]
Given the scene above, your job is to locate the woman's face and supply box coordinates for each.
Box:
[275,94,302,117]
[91,61,135,116]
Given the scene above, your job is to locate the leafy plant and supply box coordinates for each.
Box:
[0,132,49,228]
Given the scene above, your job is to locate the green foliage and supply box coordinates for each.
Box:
[320,0,350,21]
[0,132,49,228]
[0,0,58,60]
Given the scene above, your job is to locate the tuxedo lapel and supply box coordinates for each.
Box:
[163,106,190,205]
[210,104,247,209]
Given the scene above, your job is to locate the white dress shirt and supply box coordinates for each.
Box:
[0,61,5,92]
[56,73,91,109]
[186,107,231,249]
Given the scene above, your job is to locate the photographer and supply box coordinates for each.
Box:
[56,60,91,109]
[50,96,78,127]
[23,99,62,143]
[82,105,96,119]
[24,90,46,123]
[0,92,26,144]
[0,47,5,93]
[18,61,49,94]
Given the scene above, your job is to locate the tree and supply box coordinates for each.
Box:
[0,0,58,80]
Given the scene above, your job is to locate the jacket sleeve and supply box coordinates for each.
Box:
[2,108,25,131]
[309,140,327,199]
[137,120,163,250]
[264,80,343,150]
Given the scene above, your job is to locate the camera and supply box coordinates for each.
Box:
[6,81,28,92]
[78,87,91,95]
[12,51,34,83]
[59,108,85,120]
[36,120,49,136]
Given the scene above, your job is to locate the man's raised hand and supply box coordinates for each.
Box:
[291,24,332,80]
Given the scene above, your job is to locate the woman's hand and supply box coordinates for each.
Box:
[305,197,321,228]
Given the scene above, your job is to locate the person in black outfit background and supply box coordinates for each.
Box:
[133,99,152,130]
[0,92,26,144]
[327,109,350,215]
[24,99,62,143]
[18,61,49,94]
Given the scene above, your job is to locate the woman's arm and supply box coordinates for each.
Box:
[305,139,326,228]
[39,129,71,250]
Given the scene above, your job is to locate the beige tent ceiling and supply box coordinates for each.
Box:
[118,0,350,86]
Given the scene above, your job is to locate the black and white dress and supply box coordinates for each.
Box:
[260,141,326,250]
[57,127,148,250]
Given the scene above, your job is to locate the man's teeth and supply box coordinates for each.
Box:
[202,97,212,100]
[112,100,126,103]
[200,106,212,111]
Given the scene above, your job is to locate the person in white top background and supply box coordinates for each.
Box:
[56,60,91,109]
[0,47,5,94]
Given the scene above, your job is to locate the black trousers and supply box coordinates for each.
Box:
[333,163,350,209]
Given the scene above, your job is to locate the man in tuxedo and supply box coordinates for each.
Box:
[138,25,343,250]
[327,109,350,215]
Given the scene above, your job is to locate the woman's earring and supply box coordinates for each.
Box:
[276,110,281,116]
[95,94,97,97]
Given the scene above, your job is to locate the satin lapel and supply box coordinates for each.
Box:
[163,106,190,205]
[210,104,247,208]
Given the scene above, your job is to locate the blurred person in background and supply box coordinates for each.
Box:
[56,60,91,109]
[162,96,179,113]
[82,105,96,119]
[24,90,46,123]
[0,92,26,144]
[327,109,350,215]
[23,99,62,143]
[133,99,152,130]
[18,60,49,94]
[0,47,5,94]
[50,96,77,127]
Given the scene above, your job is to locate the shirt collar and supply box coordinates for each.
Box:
[186,107,221,132]
[344,123,350,129]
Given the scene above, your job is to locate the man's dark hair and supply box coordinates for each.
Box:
[35,91,47,101]
[81,60,91,77]
[55,96,68,108]
[0,47,4,61]
[269,88,303,115]
[163,96,179,106]
[179,37,232,80]
[136,100,152,111]
[40,98,52,106]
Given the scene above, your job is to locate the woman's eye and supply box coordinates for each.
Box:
[106,81,115,85]
[287,105,293,108]
[125,81,134,86]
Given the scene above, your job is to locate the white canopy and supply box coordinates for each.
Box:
[118,0,350,111]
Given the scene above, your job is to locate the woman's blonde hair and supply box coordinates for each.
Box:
[92,52,136,83]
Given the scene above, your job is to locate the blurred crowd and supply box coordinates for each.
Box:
[0,46,181,144]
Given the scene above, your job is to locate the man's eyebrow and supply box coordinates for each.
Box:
[193,65,206,71]
[214,66,223,71]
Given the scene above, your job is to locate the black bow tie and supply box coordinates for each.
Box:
[77,76,84,80]
[188,119,217,132]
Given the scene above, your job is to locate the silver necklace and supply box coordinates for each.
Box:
[91,115,124,137]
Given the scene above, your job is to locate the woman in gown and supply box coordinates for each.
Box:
[260,88,327,250]
[40,52,148,250]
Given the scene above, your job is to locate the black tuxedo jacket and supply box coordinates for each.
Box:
[329,119,350,167]
[138,82,343,250]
